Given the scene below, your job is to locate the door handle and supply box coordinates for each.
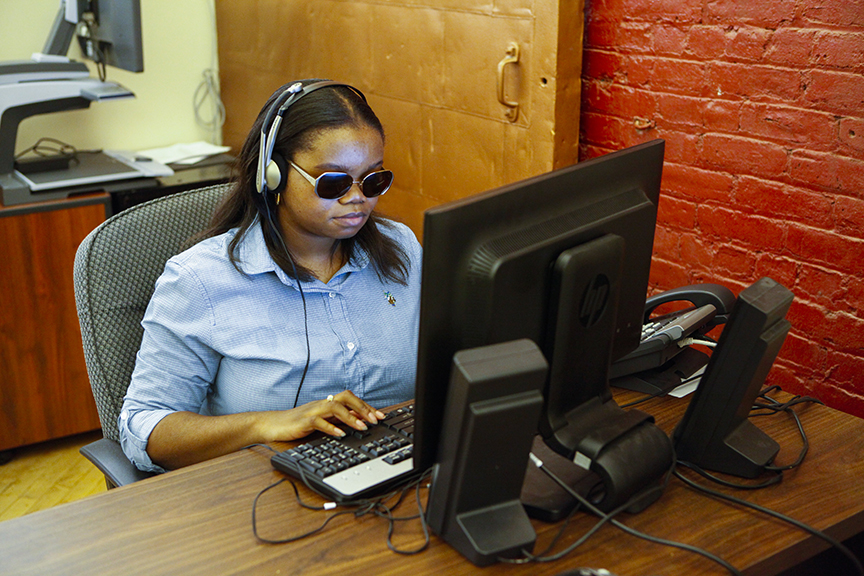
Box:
[497,42,520,122]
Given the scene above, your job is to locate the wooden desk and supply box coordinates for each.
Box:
[1,392,862,576]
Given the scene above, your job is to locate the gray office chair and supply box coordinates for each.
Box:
[73,183,231,488]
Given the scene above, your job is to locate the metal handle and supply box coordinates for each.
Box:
[497,42,520,122]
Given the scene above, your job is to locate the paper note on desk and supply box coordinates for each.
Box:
[138,142,231,166]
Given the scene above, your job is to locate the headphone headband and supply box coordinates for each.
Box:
[255,80,366,195]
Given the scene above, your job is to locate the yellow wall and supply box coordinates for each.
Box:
[0,1,221,154]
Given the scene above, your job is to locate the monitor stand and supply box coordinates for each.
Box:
[520,436,602,522]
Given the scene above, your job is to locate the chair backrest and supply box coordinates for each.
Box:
[73,183,231,441]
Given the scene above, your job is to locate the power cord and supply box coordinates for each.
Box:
[675,470,864,576]
[527,453,743,575]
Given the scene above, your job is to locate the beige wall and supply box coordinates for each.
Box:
[0,1,221,154]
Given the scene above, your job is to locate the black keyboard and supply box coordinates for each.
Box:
[271,404,420,502]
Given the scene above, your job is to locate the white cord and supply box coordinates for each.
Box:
[678,337,717,348]
[194,68,226,144]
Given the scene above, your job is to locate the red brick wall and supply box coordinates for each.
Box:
[579,0,864,416]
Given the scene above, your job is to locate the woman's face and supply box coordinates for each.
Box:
[277,123,384,247]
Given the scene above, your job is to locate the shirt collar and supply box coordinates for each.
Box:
[234,220,370,287]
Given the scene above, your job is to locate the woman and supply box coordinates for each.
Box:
[119,80,422,472]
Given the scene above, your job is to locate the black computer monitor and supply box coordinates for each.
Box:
[77,0,144,73]
[413,139,667,479]
[43,0,143,74]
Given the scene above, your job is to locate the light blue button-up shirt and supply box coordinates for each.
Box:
[119,218,422,472]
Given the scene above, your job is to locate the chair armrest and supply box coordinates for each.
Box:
[80,437,157,488]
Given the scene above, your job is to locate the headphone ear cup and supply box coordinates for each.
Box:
[265,152,288,195]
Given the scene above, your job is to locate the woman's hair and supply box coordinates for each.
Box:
[198,80,410,285]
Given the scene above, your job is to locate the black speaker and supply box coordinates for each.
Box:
[425,339,548,566]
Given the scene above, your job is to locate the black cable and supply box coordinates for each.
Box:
[251,477,357,544]
[260,198,312,409]
[676,460,783,489]
[531,454,743,575]
[675,470,864,576]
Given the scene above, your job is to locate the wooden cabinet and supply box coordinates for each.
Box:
[0,195,108,451]
[216,0,584,235]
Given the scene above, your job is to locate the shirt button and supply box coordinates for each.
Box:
[347,342,356,351]
[329,292,336,299]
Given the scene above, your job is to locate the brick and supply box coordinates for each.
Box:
[789,150,864,197]
[708,61,803,101]
[764,28,816,68]
[714,244,757,278]
[830,311,864,355]
[698,205,787,249]
[839,117,864,156]
[617,22,654,53]
[786,223,864,277]
[653,24,688,55]
[656,92,703,128]
[584,18,619,49]
[585,0,630,24]
[662,162,734,201]
[837,155,864,199]
[812,32,864,72]
[704,0,799,28]
[651,225,680,260]
[805,69,864,117]
[782,332,828,375]
[754,254,799,289]
[703,99,741,132]
[654,58,707,96]
[826,352,864,399]
[622,55,657,87]
[653,128,701,164]
[648,256,691,289]
[582,49,625,82]
[739,102,837,149]
[686,26,727,60]
[656,194,697,229]
[789,149,840,190]
[801,0,864,28]
[583,80,656,118]
[845,275,864,316]
[678,232,714,269]
[621,0,702,23]
[796,263,847,307]
[834,195,864,240]
[579,142,616,160]
[701,133,788,179]
[579,112,632,150]
[726,26,772,63]
[734,176,833,228]
[810,378,864,418]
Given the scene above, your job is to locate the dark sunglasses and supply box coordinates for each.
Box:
[289,160,393,200]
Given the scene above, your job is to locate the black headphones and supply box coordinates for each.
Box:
[255,80,367,196]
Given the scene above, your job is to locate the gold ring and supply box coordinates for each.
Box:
[326,394,334,402]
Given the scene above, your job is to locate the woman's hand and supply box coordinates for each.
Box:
[147,391,387,470]
[260,390,387,442]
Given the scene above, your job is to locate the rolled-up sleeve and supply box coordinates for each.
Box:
[119,258,221,472]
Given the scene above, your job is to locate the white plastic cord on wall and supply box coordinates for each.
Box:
[194,0,225,144]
